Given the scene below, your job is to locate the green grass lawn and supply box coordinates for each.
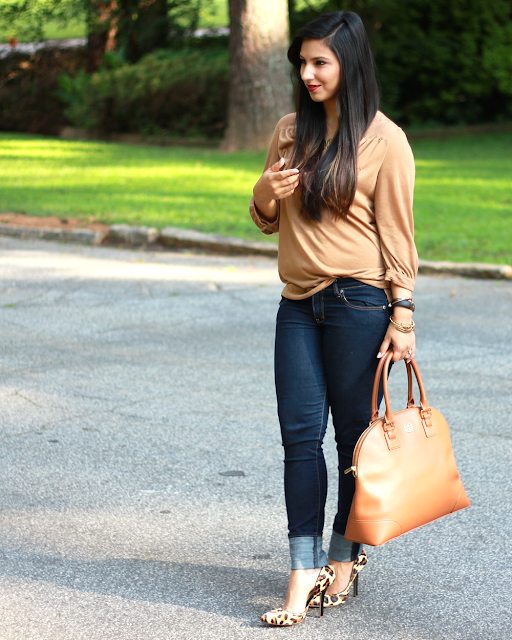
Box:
[412,135,512,263]
[0,133,270,242]
[0,132,511,264]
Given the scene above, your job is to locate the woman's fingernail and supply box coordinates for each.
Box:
[377,352,382,358]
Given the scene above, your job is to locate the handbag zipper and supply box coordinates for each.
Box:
[344,421,377,477]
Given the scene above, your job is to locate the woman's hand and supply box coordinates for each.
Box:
[253,157,300,204]
[378,286,415,363]
[377,324,416,363]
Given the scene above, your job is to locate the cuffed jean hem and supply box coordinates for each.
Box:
[328,530,363,563]
[289,536,329,570]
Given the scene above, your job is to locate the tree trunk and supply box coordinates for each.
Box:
[221,0,293,152]
[87,0,169,69]
[122,0,169,63]
[86,0,119,71]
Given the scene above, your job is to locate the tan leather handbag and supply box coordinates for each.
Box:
[344,350,470,546]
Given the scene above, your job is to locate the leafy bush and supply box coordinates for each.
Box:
[0,47,88,134]
[59,48,230,137]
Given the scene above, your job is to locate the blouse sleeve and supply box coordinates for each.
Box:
[249,121,282,235]
[374,128,418,290]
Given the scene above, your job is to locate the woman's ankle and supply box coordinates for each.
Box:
[291,567,320,577]
[328,557,353,568]
[326,558,353,591]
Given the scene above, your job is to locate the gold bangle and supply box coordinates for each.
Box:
[389,316,416,333]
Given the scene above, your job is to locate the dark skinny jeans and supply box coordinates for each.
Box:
[275,278,389,569]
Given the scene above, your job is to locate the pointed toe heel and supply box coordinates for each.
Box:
[260,564,335,627]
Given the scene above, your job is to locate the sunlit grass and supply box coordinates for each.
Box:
[0,132,511,263]
[411,134,512,263]
[0,133,269,240]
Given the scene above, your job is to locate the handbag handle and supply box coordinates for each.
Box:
[371,350,417,422]
[371,350,436,445]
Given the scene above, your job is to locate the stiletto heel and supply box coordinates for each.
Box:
[310,549,367,609]
[260,565,335,626]
[319,587,327,617]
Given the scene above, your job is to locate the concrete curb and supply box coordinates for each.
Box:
[159,226,279,258]
[417,258,512,280]
[0,223,106,246]
[108,224,159,246]
[1,221,511,280]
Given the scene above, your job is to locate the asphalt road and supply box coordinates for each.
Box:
[0,236,511,640]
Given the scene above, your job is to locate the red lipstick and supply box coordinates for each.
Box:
[307,85,321,92]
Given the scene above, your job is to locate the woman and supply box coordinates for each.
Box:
[250,11,418,627]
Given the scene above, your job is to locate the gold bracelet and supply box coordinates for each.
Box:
[389,316,415,333]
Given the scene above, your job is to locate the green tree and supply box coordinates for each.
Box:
[483,22,512,96]
[0,0,84,43]
[0,0,206,67]
[86,0,176,67]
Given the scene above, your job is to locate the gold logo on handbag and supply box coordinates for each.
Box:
[344,350,470,546]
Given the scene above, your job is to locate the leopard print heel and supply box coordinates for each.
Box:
[310,549,368,608]
[260,564,335,626]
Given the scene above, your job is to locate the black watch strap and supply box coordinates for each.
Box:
[389,300,415,312]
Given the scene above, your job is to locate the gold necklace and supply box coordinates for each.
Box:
[325,138,333,149]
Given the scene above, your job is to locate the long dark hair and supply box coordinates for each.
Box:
[287,12,380,221]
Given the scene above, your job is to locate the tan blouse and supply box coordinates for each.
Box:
[249,111,418,299]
